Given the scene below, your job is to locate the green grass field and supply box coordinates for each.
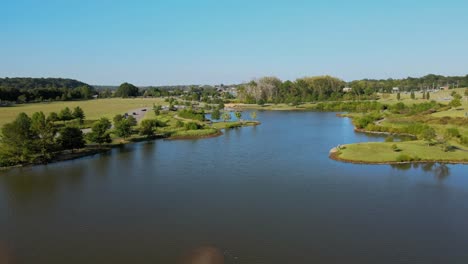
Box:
[336,141,468,163]
[0,98,167,128]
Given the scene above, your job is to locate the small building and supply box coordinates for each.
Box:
[392,87,400,93]
[343,87,352,93]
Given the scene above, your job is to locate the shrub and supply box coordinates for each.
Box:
[385,136,394,142]
[184,122,202,130]
[396,154,413,162]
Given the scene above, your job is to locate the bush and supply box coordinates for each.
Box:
[385,136,394,142]
[184,122,202,130]
[178,108,205,121]
[396,154,413,162]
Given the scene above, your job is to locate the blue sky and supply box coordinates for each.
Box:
[2,0,468,85]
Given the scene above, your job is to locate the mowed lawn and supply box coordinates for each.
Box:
[378,87,467,105]
[0,98,167,128]
[338,141,468,163]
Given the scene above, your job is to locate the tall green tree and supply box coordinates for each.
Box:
[0,113,36,164]
[59,107,74,121]
[31,111,58,161]
[57,126,85,152]
[115,82,139,98]
[410,91,415,99]
[139,119,158,137]
[87,118,112,146]
[426,92,430,100]
[72,106,85,124]
[396,93,401,100]
[153,104,162,115]
[211,108,221,120]
[113,115,136,139]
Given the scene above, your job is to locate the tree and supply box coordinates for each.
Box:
[139,119,158,137]
[31,111,58,161]
[87,118,112,146]
[153,104,162,115]
[59,107,73,121]
[449,98,462,108]
[0,113,35,164]
[410,91,415,99]
[47,112,59,122]
[58,126,85,152]
[113,115,136,139]
[235,111,242,122]
[422,92,426,99]
[465,89,468,96]
[72,106,85,123]
[422,128,436,145]
[211,108,221,120]
[221,112,231,122]
[396,93,401,100]
[250,111,257,120]
[426,92,430,100]
[115,82,139,98]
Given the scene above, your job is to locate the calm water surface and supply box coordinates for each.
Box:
[1,112,468,264]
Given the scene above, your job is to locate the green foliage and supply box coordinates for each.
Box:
[31,111,58,161]
[113,115,136,139]
[153,104,162,115]
[221,112,231,122]
[395,154,419,162]
[235,111,242,121]
[449,98,462,108]
[385,136,394,142]
[87,118,112,145]
[178,108,205,121]
[0,113,36,164]
[59,107,74,121]
[465,89,468,96]
[211,108,221,120]
[313,101,385,112]
[57,126,85,151]
[0,77,94,102]
[184,122,202,130]
[445,127,461,139]
[72,106,85,122]
[115,82,139,98]
[421,127,436,142]
[410,91,415,99]
[176,120,184,128]
[397,93,401,100]
[139,119,158,137]
[353,112,383,129]
[426,92,430,100]
[47,112,59,122]
[391,144,400,152]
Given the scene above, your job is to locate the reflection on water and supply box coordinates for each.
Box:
[1,111,468,264]
[391,163,451,180]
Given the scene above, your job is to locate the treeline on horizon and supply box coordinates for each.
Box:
[0,77,95,103]
[2,74,468,104]
[237,74,468,104]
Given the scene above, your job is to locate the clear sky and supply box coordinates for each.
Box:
[2,0,468,86]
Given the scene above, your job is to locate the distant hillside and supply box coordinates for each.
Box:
[0,78,95,103]
[0,77,93,90]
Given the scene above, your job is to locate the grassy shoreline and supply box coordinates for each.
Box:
[0,120,261,170]
[330,140,468,165]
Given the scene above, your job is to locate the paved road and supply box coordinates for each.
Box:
[82,107,148,134]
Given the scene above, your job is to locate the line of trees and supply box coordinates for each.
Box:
[0,78,95,103]
[0,112,86,166]
[236,74,468,104]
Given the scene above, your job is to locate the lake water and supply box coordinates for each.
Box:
[1,111,468,264]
